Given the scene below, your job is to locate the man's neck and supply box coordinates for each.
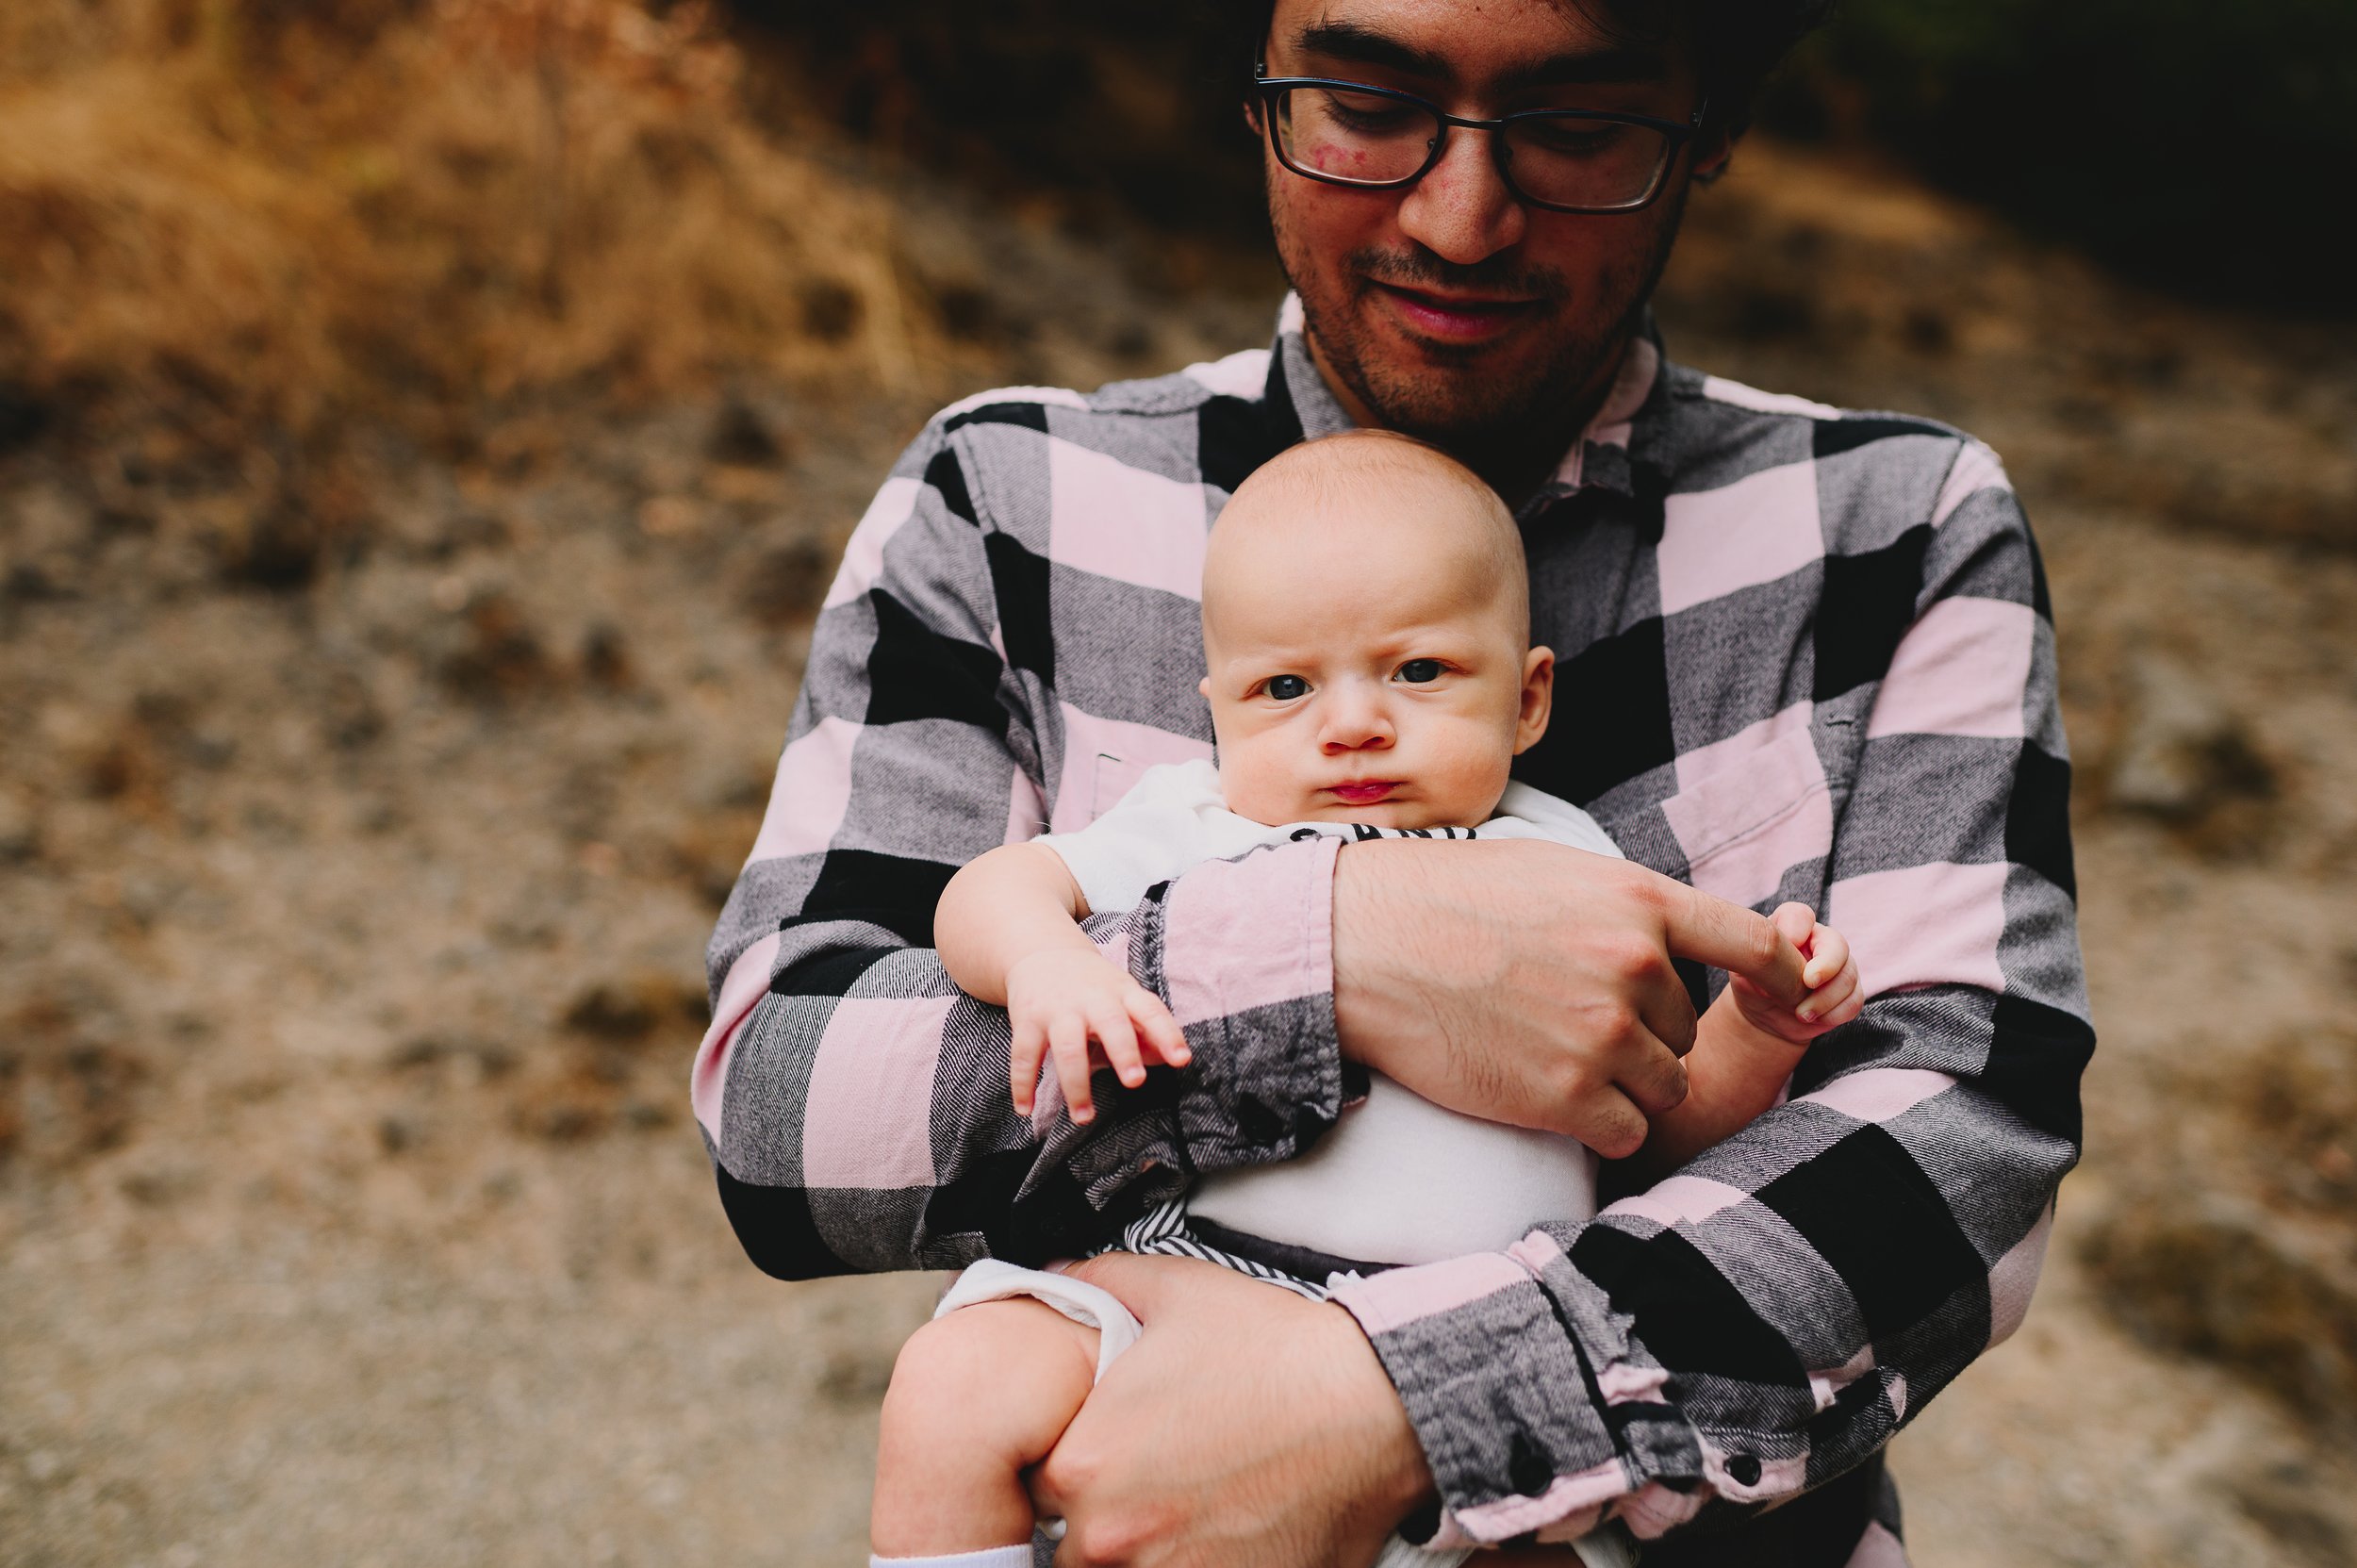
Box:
[1301,329,1633,510]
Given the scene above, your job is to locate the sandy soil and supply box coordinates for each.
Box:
[5,137,2355,1567]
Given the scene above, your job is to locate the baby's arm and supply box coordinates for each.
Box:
[872,1298,1100,1558]
[938,843,1190,1123]
[1631,902,1864,1179]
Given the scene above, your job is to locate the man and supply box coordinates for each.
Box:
[693,1,2092,1562]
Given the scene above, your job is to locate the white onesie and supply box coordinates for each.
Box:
[1035,757,1623,1270]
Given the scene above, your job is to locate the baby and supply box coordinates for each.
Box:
[868,431,1862,1568]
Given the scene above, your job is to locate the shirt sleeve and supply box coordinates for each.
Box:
[1329,443,2093,1548]
[693,418,1348,1279]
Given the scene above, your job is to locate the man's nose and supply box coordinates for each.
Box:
[1395,124,1526,265]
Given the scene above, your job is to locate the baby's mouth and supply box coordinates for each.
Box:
[1327,780,1401,806]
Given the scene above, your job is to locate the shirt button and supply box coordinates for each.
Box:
[1725,1453,1763,1487]
[1235,1096,1287,1147]
[1508,1432,1554,1497]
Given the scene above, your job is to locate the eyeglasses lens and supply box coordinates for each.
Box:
[1272,87,1673,211]
[1275,87,1437,185]
[1505,117,1670,210]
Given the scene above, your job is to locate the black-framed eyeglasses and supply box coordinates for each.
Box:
[1252,60,1706,215]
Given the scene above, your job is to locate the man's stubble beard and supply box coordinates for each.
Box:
[1272,183,1690,487]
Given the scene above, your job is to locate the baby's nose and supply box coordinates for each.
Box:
[1321,694,1395,751]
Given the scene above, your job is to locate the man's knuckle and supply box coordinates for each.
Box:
[1068,1512,1147,1564]
[1607,939,1662,983]
[1591,1002,1640,1044]
[1593,1117,1643,1160]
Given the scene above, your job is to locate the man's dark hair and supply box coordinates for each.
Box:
[1211,0,1833,140]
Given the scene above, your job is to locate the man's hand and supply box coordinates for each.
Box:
[1031,1254,1429,1567]
[1334,839,1807,1158]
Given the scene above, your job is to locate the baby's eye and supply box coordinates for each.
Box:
[1395,659,1444,685]
[1264,674,1310,701]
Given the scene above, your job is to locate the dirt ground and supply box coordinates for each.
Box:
[5,133,2356,1567]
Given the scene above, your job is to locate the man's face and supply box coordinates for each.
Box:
[1258,0,1722,457]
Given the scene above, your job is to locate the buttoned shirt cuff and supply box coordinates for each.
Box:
[1064,835,1345,1205]
[1332,1230,1736,1548]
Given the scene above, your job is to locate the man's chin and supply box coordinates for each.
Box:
[1345,310,1585,439]
[1357,368,1562,446]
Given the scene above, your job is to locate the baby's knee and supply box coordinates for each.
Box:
[882,1299,1098,1461]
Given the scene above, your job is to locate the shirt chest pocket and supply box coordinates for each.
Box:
[1659,726,1838,910]
[1093,751,1150,819]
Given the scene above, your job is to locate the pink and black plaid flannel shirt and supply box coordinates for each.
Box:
[691,301,2091,1560]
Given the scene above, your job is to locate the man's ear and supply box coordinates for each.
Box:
[1690,124,1735,186]
[1514,646,1555,754]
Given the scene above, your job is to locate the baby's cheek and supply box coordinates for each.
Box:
[1217,744,1308,823]
[1426,725,1516,821]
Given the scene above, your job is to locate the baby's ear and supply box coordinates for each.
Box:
[1514,646,1555,754]
[1197,675,1212,701]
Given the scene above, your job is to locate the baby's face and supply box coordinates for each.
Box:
[1200,477,1551,831]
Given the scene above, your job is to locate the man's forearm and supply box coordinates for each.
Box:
[702,834,1352,1277]
[1330,982,2088,1547]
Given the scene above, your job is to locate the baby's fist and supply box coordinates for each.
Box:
[1731,903,1865,1046]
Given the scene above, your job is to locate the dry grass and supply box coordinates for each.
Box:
[0,0,921,459]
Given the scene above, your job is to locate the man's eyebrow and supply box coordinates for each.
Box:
[1291,21,1453,80]
[1492,45,1672,94]
[1287,21,1671,94]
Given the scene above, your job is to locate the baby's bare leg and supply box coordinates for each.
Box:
[871,1298,1100,1559]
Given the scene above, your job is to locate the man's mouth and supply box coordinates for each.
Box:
[1369,282,1542,343]
[1327,780,1401,805]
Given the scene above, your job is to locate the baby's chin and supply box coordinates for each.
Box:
[1274,795,1486,832]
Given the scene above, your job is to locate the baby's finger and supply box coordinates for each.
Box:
[1010,1018,1047,1115]
[1769,901,1816,951]
[1819,982,1866,1030]
[1801,924,1851,988]
[1048,1013,1096,1123]
[1133,991,1190,1068]
[1089,999,1146,1089]
[1796,961,1861,1026]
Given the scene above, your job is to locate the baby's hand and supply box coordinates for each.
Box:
[1727,902,1865,1048]
[1005,949,1191,1124]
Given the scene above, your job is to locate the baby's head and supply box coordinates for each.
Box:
[1200,430,1553,830]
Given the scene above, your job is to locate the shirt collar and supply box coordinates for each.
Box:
[1263,297,1669,504]
[1268,292,1671,504]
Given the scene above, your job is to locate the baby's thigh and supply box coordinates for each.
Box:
[882,1299,1100,1462]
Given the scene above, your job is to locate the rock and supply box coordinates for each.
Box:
[737,538,832,628]
[705,397,788,469]
[797,276,862,342]
[426,586,553,702]
[579,621,632,690]
[0,787,38,862]
[2104,652,2277,843]
[2082,1190,2357,1424]
[559,971,706,1044]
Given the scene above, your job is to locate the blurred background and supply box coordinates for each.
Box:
[3,3,2354,1564]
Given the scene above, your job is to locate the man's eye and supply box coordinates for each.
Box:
[1395,659,1444,684]
[1265,674,1310,701]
